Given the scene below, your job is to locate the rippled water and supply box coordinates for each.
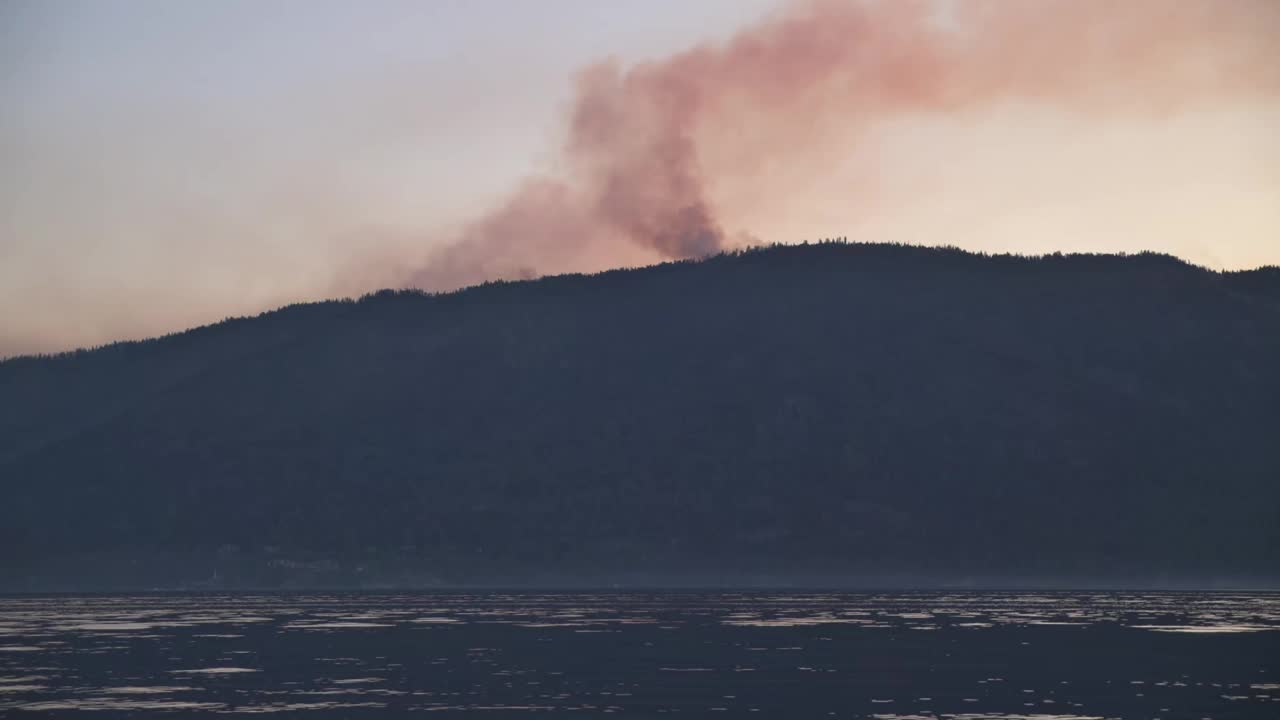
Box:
[0,591,1277,717]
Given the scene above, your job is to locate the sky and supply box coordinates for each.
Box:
[2,0,1278,357]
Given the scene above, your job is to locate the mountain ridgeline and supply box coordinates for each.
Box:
[3,243,1279,590]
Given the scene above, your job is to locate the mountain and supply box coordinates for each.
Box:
[2,242,1279,590]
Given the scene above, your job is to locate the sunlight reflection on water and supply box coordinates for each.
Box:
[0,591,1276,716]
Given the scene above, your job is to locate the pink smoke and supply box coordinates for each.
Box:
[404,0,1279,292]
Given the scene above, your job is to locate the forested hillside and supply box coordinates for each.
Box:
[3,243,1278,590]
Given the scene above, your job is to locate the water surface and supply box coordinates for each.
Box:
[1,591,1277,717]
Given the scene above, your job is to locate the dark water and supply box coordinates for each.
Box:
[1,592,1277,718]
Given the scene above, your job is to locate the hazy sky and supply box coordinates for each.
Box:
[2,0,1278,356]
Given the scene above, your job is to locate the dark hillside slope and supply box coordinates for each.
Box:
[3,243,1279,589]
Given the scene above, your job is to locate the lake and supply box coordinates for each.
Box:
[1,591,1277,717]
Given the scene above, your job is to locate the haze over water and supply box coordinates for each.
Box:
[2,591,1278,717]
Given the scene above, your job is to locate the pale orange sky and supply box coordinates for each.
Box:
[2,0,1277,357]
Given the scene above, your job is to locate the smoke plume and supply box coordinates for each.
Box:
[403,0,1278,291]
